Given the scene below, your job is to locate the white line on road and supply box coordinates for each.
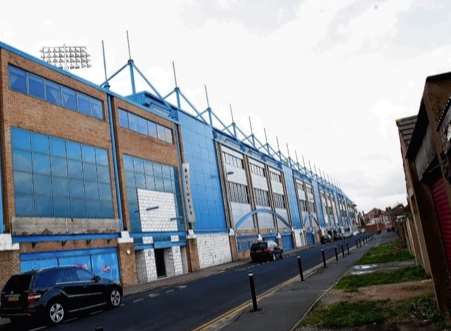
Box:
[165,289,174,294]
[28,327,47,331]
[148,293,160,298]
[177,285,187,289]
[133,298,145,303]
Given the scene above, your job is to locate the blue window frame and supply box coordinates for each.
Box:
[8,65,103,120]
[45,81,61,106]
[61,87,77,111]
[28,74,45,100]
[9,66,27,93]
[11,128,114,219]
[118,108,173,144]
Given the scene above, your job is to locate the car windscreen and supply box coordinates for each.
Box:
[3,274,32,292]
[251,242,267,251]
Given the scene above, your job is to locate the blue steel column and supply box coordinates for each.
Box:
[106,94,124,230]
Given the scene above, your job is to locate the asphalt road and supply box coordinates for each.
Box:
[5,234,367,331]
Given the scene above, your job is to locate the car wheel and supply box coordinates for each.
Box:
[109,287,122,308]
[47,301,65,325]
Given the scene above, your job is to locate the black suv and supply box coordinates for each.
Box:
[0,266,122,326]
[250,240,284,262]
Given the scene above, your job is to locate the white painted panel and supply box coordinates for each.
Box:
[226,166,248,185]
[136,249,157,283]
[252,175,268,190]
[276,208,289,229]
[197,233,232,268]
[272,182,284,194]
[257,210,275,229]
[221,145,244,158]
[138,189,178,232]
[231,202,253,229]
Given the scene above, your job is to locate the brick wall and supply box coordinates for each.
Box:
[0,250,19,289]
[0,49,118,231]
[117,243,138,286]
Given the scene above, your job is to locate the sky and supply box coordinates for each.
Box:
[1,0,451,212]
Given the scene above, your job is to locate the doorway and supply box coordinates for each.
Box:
[154,249,167,278]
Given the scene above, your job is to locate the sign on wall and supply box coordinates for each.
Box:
[182,163,196,225]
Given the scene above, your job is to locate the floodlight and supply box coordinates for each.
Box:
[40,45,91,70]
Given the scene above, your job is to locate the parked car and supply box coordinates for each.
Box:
[250,240,283,262]
[320,234,332,244]
[0,266,122,326]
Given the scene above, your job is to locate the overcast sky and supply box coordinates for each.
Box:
[2,0,451,212]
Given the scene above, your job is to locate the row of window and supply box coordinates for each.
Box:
[223,152,243,169]
[254,188,270,207]
[8,65,103,120]
[12,128,114,219]
[119,109,173,144]
[227,182,249,204]
[269,170,282,183]
[273,193,285,209]
[249,163,265,177]
[123,155,181,232]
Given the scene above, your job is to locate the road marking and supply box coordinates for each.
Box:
[28,327,47,331]
[148,293,160,298]
[133,298,145,303]
[165,289,174,294]
[192,242,366,331]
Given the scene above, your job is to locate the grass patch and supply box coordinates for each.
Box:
[335,266,428,291]
[302,300,391,328]
[301,295,447,329]
[358,239,413,264]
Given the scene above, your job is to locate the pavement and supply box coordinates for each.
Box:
[0,233,374,331]
[214,232,396,331]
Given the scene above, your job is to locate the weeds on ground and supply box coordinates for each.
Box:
[358,239,413,264]
[335,265,428,291]
[301,295,447,329]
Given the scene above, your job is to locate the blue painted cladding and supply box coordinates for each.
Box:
[282,165,301,229]
[178,112,227,232]
[282,233,294,250]
[20,247,120,282]
[312,180,326,227]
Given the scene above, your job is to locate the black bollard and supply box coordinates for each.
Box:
[321,249,327,268]
[248,273,258,312]
[341,245,345,258]
[334,247,339,262]
[346,243,350,255]
[297,256,304,281]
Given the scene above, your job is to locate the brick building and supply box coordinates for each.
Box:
[396,71,451,316]
[0,40,357,288]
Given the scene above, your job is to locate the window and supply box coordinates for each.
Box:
[34,269,60,288]
[273,193,285,209]
[8,66,27,93]
[123,155,183,232]
[254,188,269,206]
[250,163,265,177]
[227,182,249,204]
[8,65,103,120]
[28,74,45,99]
[223,152,243,169]
[118,109,173,144]
[11,128,114,219]
[75,268,93,282]
[46,82,61,106]
[269,170,281,183]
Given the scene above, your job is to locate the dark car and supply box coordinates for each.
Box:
[0,266,122,326]
[250,240,283,262]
